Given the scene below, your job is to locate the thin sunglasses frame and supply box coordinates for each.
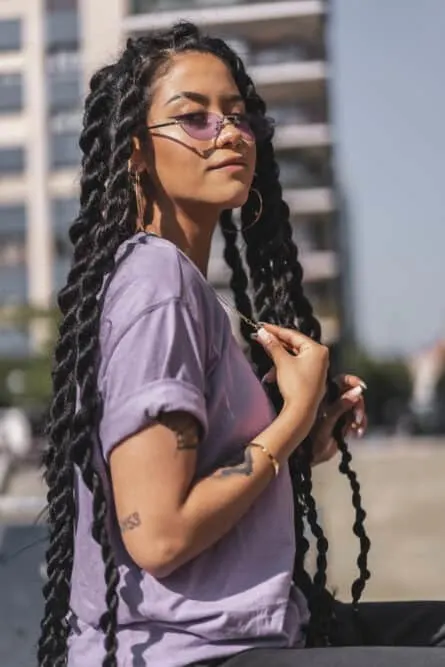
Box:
[146,111,257,141]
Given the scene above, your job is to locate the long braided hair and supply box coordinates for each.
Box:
[39,22,370,666]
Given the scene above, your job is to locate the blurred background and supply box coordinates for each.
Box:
[0,0,444,664]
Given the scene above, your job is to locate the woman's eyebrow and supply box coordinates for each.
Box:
[164,91,244,107]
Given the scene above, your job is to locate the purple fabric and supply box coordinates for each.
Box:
[68,233,309,666]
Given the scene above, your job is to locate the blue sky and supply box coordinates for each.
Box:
[330,1,445,356]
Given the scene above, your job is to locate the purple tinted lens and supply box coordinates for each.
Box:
[181,114,217,140]
[180,113,256,141]
[236,118,255,139]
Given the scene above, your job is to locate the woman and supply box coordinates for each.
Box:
[38,22,445,667]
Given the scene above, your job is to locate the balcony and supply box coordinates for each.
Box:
[284,187,334,215]
[48,170,79,199]
[250,60,327,104]
[125,1,325,49]
[0,115,27,145]
[0,175,27,203]
[300,250,338,282]
[319,316,339,344]
[274,123,331,151]
[0,53,25,73]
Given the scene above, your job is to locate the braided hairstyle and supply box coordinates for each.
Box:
[211,34,371,643]
[40,23,369,665]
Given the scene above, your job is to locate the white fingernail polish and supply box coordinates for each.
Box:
[357,427,364,438]
[359,381,368,390]
[348,386,363,399]
[258,328,273,344]
[355,408,364,425]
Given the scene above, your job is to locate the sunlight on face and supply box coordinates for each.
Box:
[144,52,256,214]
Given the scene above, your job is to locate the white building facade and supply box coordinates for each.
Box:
[0,0,341,353]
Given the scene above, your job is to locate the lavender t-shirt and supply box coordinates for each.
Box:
[68,233,309,667]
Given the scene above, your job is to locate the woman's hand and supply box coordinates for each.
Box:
[309,374,368,466]
[254,323,330,449]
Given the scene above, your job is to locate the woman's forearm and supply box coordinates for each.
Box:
[156,405,314,577]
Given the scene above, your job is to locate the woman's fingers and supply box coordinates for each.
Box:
[259,323,316,354]
[334,373,367,393]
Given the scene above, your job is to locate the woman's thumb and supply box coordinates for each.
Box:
[253,327,286,363]
[329,385,363,420]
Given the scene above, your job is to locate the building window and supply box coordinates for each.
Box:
[0,204,27,352]
[293,216,332,253]
[50,130,80,168]
[0,206,27,306]
[46,0,77,8]
[129,0,241,11]
[52,197,77,291]
[52,197,77,232]
[0,256,27,303]
[250,42,306,66]
[304,280,337,317]
[278,157,319,189]
[0,204,26,234]
[0,73,23,114]
[278,152,329,190]
[267,103,311,126]
[46,10,79,51]
[47,52,81,111]
[0,18,21,52]
[129,0,157,12]
[0,146,25,174]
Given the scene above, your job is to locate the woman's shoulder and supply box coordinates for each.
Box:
[101,232,210,318]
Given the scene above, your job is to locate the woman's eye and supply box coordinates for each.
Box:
[181,113,209,127]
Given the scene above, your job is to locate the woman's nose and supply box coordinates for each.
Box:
[215,118,244,149]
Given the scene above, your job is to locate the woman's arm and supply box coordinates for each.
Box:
[110,403,311,579]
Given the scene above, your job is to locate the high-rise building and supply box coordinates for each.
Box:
[0,0,82,354]
[0,0,342,354]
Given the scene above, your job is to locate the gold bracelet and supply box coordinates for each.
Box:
[248,442,280,478]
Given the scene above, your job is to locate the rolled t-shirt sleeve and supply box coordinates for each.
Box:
[98,297,208,461]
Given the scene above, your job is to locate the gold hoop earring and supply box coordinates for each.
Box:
[243,187,263,231]
[133,171,145,232]
[221,186,263,235]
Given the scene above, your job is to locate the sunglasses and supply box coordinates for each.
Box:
[147,111,271,142]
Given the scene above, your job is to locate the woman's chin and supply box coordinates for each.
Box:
[215,188,250,211]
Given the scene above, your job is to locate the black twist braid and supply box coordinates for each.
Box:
[69,61,149,666]
[287,454,313,596]
[324,375,371,609]
[40,21,372,662]
[218,55,332,635]
[217,51,369,643]
[38,67,115,667]
[333,420,371,608]
[250,79,371,613]
[219,209,267,374]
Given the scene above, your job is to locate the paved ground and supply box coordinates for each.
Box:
[0,525,46,667]
[0,437,444,665]
[312,438,445,603]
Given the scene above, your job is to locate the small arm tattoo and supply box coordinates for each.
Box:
[158,411,200,451]
[119,512,141,534]
[215,447,254,478]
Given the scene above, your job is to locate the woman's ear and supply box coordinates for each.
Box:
[129,135,149,175]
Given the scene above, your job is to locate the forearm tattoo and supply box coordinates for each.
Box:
[215,447,254,478]
[119,511,141,534]
[158,411,200,451]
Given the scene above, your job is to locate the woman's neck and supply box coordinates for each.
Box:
[148,205,217,277]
